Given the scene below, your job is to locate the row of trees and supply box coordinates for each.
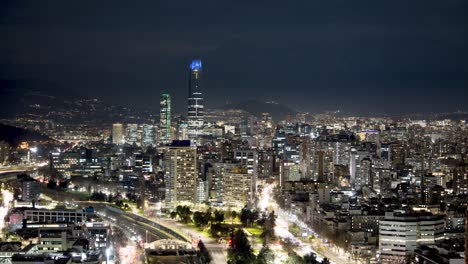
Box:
[170,205,233,238]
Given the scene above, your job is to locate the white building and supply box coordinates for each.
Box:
[379,211,445,263]
[24,208,86,224]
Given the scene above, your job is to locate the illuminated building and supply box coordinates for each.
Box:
[221,167,252,208]
[126,124,139,146]
[141,124,155,147]
[112,123,124,145]
[163,140,197,208]
[24,208,86,224]
[349,148,372,190]
[135,154,152,173]
[379,211,444,263]
[235,149,258,199]
[159,93,171,144]
[261,112,273,130]
[187,60,204,141]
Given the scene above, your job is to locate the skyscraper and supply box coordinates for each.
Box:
[126,124,139,146]
[159,93,171,144]
[141,124,155,147]
[112,123,124,145]
[187,59,204,140]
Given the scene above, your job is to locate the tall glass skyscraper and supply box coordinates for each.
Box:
[159,93,171,144]
[187,59,204,139]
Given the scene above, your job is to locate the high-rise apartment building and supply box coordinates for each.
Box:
[159,93,171,144]
[163,140,198,208]
[187,60,204,141]
[221,167,252,208]
[235,149,258,200]
[112,123,124,145]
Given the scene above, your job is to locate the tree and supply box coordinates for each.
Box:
[284,252,305,264]
[303,253,319,264]
[197,240,212,264]
[259,211,276,245]
[175,205,192,223]
[213,210,224,223]
[240,207,258,227]
[90,192,107,201]
[228,229,255,264]
[170,211,177,220]
[230,210,238,224]
[256,246,274,264]
[47,180,57,189]
[194,211,210,227]
[210,223,229,238]
[58,180,69,189]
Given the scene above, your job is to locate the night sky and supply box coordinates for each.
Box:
[1,0,467,115]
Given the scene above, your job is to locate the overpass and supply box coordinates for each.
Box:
[0,171,26,182]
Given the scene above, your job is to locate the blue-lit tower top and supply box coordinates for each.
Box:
[187,59,204,140]
[190,60,202,71]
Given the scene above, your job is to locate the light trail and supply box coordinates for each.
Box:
[0,188,14,233]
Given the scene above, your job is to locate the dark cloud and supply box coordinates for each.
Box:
[1,0,467,115]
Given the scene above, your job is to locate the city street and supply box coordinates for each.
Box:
[258,182,358,264]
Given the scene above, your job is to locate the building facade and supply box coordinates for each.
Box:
[163,141,198,208]
[379,211,445,263]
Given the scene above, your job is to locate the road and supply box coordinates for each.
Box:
[156,217,228,264]
[258,182,358,264]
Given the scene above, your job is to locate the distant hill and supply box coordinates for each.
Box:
[0,123,53,147]
[220,100,298,121]
[0,78,156,123]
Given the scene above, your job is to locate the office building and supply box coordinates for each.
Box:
[160,93,172,144]
[126,124,139,146]
[187,60,204,140]
[112,123,124,145]
[141,124,155,147]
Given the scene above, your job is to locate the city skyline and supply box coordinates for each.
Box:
[1,2,468,264]
[1,0,468,115]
